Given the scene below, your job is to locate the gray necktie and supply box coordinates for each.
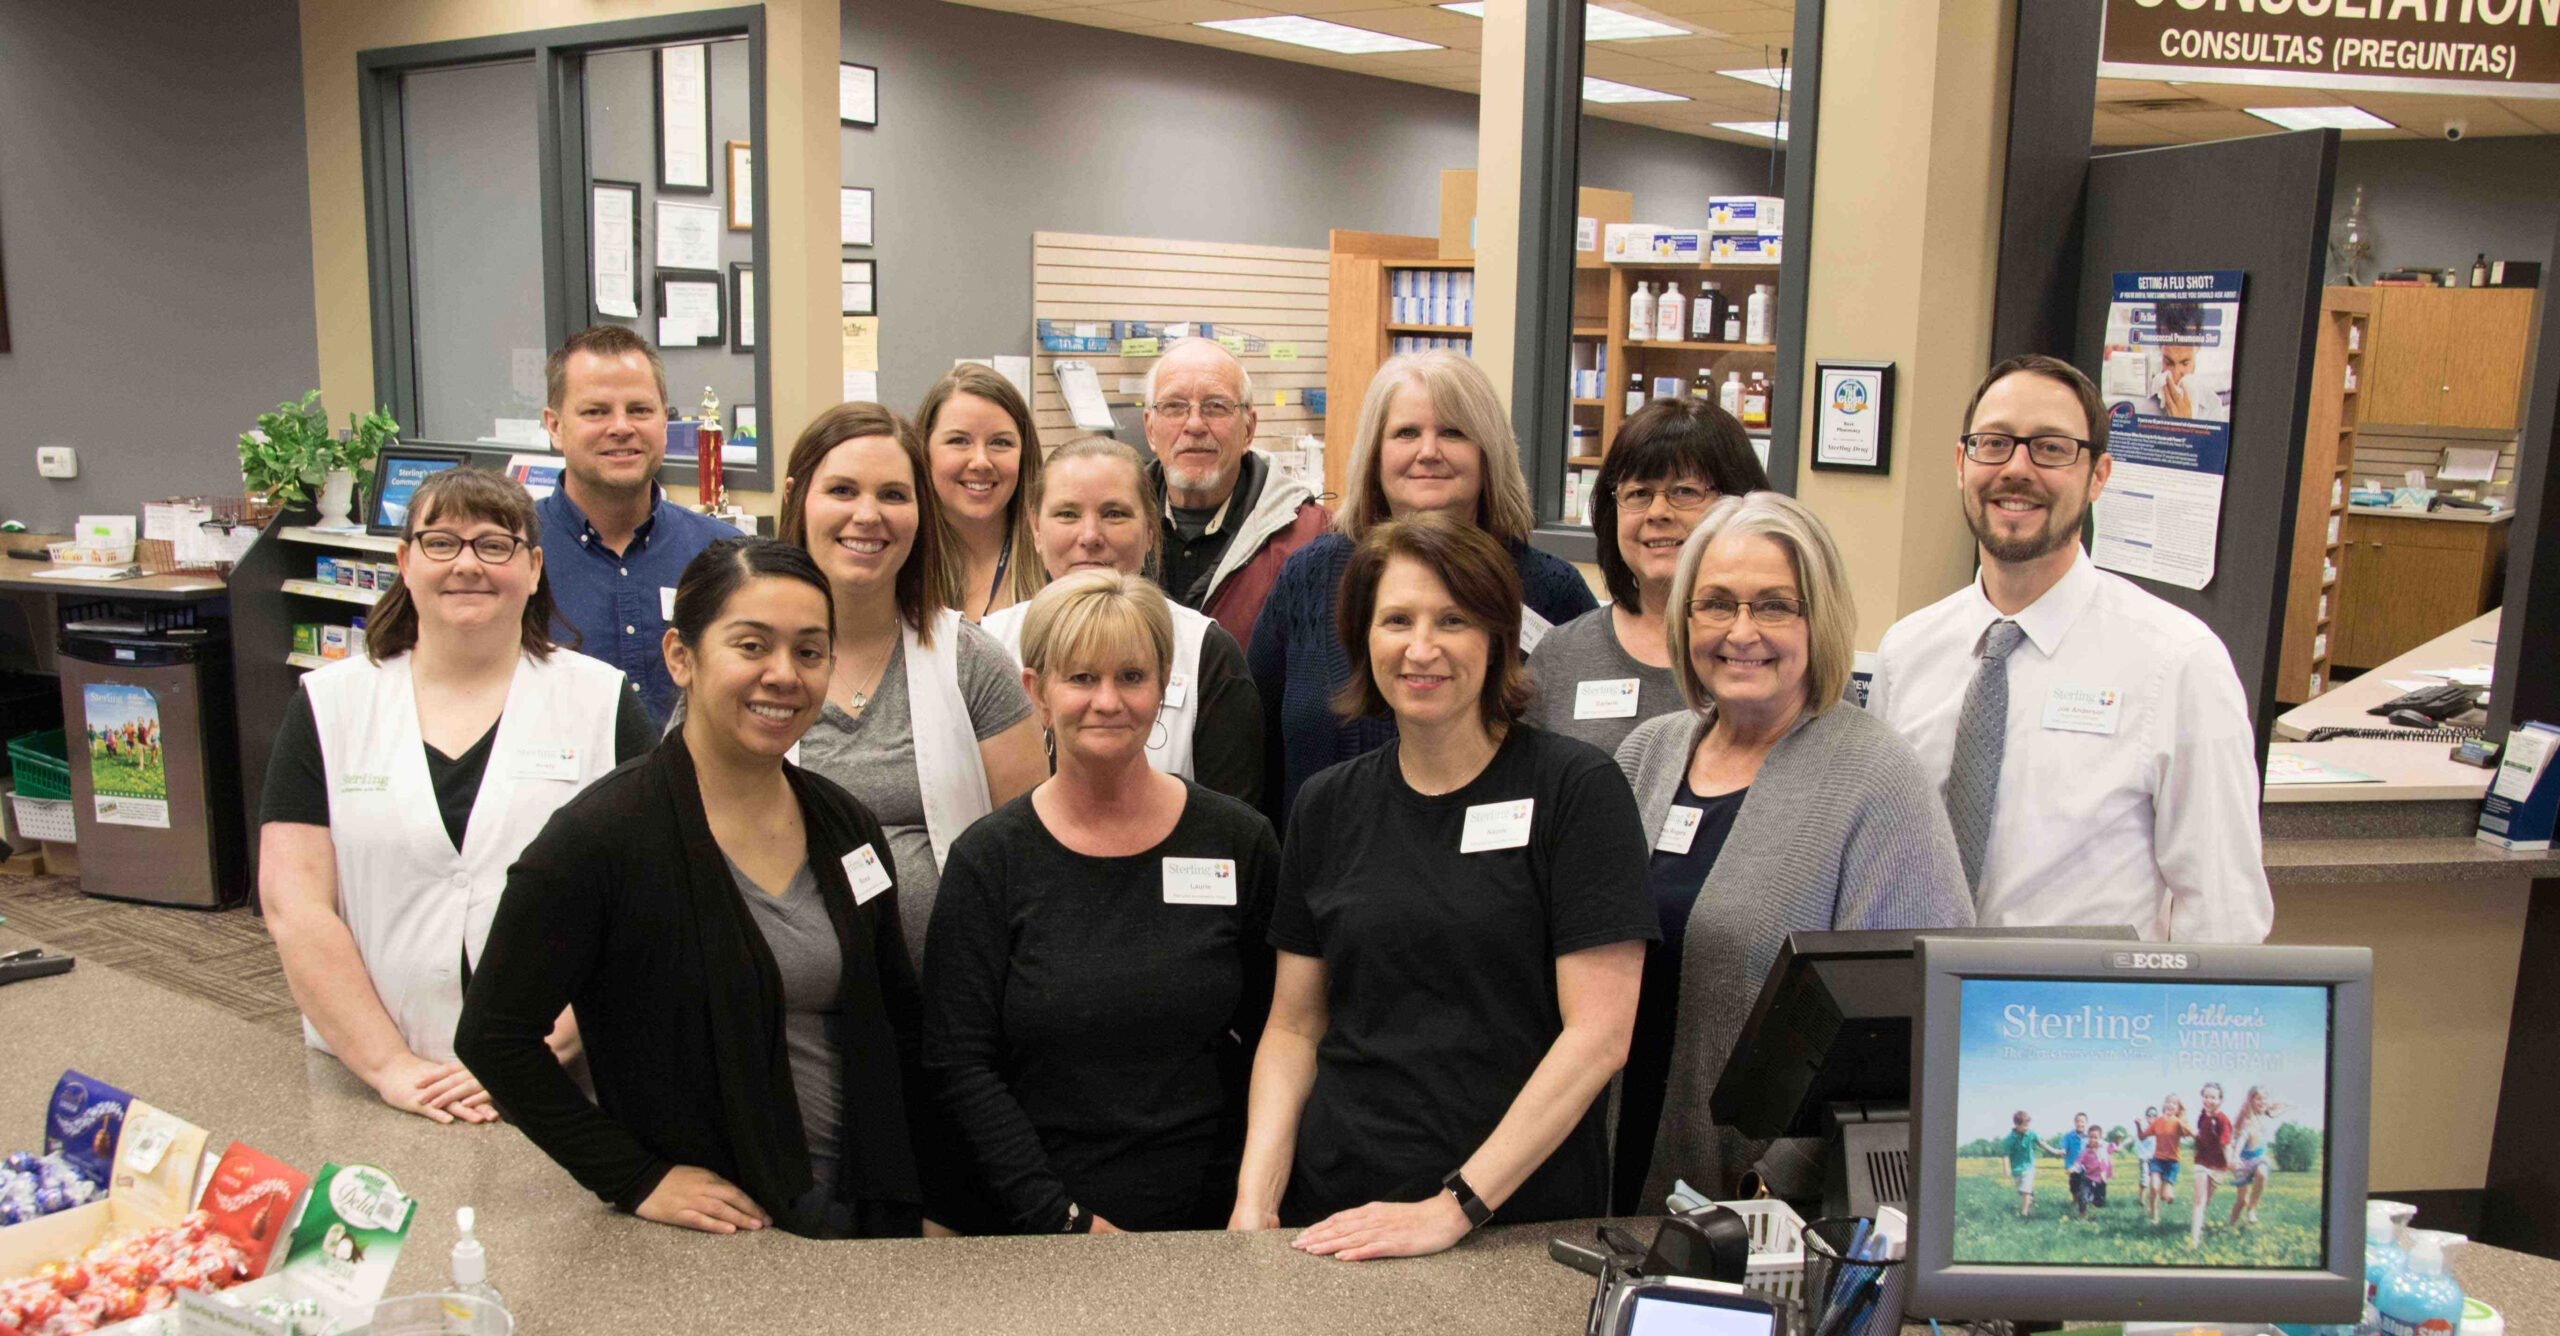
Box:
[1944,620,2026,894]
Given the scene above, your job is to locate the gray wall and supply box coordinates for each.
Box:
[841,0,1775,407]
[2330,136,2560,281]
[0,0,319,533]
[405,59,545,443]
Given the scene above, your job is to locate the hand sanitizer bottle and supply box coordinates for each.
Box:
[1628,283,1654,343]
[2376,1230,2464,1336]
[450,1206,504,1307]
[2362,1203,2404,1330]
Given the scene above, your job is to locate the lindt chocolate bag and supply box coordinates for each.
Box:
[42,1069,133,1187]
[196,1142,311,1279]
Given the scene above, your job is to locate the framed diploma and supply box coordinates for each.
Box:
[841,259,875,316]
[655,44,711,192]
[840,187,873,247]
[589,180,641,321]
[1811,360,1895,474]
[729,262,755,351]
[655,272,724,348]
[840,62,878,127]
[654,200,721,272]
[725,140,752,230]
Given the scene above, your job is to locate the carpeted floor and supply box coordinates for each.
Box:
[0,872,300,1036]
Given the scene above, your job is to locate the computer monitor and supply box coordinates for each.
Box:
[1711,926,2137,1218]
[364,447,473,536]
[1906,937,2370,1325]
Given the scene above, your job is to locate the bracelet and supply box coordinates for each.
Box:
[1061,1202,1094,1234]
[1441,1169,1494,1230]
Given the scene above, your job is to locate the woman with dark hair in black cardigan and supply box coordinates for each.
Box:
[457,536,939,1239]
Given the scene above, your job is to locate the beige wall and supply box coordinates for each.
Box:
[296,0,837,518]
[1791,0,2011,648]
[1469,0,1527,409]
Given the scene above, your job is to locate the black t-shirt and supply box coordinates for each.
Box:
[1268,727,1656,1225]
[1159,512,1238,610]
[259,679,657,850]
[1614,777,1748,1214]
[922,783,1278,1233]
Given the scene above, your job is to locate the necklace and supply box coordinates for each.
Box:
[840,632,896,715]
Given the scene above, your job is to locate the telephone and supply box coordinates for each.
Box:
[2368,683,2480,724]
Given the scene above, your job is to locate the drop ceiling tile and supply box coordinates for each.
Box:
[1094,0,1271,23]
[1580,49,1690,79]
[1317,5,1481,33]
[2499,97,2560,132]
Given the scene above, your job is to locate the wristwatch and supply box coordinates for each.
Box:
[1441,1169,1494,1230]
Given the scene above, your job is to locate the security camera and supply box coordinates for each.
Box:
[2444,119,2468,141]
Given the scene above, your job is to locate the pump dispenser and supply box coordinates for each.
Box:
[450,1206,503,1305]
[2375,1230,2464,1336]
[2362,1204,2404,1328]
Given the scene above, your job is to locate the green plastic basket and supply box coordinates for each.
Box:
[6,729,70,801]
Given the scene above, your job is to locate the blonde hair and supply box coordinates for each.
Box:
[1335,351,1535,544]
[1018,568,1175,685]
[1663,491,1858,718]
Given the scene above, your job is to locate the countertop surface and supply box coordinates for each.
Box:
[2343,504,2513,525]
[2268,610,2499,803]
[0,563,227,600]
[9,930,2559,1331]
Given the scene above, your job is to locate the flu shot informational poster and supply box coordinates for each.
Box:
[1949,976,2329,1269]
[2094,271,2244,591]
[84,683,171,829]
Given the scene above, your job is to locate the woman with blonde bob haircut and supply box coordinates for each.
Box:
[924,568,1279,1236]
[1248,352,1596,826]
[1610,492,1972,1212]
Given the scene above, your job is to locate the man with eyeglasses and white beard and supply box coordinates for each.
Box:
[1866,355,2271,944]
[1141,338,1330,649]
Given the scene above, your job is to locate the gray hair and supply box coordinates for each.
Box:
[1142,337,1255,407]
[1662,491,1858,719]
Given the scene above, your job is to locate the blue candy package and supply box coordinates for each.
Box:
[43,1068,133,1187]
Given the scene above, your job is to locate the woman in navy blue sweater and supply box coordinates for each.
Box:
[1247,352,1596,827]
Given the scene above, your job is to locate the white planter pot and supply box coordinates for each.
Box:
[316,469,359,527]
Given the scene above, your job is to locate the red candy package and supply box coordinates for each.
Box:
[193,1142,310,1279]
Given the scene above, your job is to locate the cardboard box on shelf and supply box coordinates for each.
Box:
[1708,195,1783,235]
[1710,234,1782,265]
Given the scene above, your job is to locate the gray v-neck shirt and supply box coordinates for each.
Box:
[1525,606,1686,757]
[723,854,844,1186]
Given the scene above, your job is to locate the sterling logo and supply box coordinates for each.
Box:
[2112,950,2191,971]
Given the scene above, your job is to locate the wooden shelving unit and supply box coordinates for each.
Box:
[2277,287,2372,705]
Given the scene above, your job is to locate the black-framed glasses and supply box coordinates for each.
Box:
[1689,596,1807,627]
[1616,481,1718,513]
[1150,397,1242,421]
[1961,433,2093,468]
[412,530,528,564]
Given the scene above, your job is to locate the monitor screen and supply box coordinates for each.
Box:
[368,451,470,534]
[1950,976,2330,1269]
[1624,1295,1777,1336]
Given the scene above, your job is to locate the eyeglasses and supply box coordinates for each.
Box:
[1961,433,2094,468]
[1150,397,1242,422]
[1616,481,1718,512]
[1689,596,1807,627]
[412,530,528,564]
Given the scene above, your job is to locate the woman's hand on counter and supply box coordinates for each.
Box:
[1288,1193,1471,1262]
[1226,1200,1281,1232]
[367,1052,497,1125]
[637,1166,771,1234]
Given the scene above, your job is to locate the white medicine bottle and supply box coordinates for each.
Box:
[1628,283,1655,342]
[1746,284,1774,345]
[1655,284,1685,343]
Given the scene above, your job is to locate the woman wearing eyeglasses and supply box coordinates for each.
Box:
[1609,491,1971,1212]
[1526,400,1768,757]
[261,468,654,1124]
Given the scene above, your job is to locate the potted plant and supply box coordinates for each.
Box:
[239,393,401,526]
[331,406,401,526]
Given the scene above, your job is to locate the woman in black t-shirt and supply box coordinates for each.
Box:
[1230,514,1654,1261]
[924,569,1277,1234]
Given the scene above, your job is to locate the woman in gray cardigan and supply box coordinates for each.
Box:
[1611,491,1973,1213]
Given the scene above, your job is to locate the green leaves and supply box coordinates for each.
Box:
[238,392,402,508]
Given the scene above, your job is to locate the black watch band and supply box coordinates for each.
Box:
[1062,1202,1094,1234]
[1441,1169,1493,1229]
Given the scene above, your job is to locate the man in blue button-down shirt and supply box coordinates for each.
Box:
[534,326,735,728]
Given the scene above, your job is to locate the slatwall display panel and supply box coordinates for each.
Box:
[1031,232,1331,459]
[2352,431,2521,490]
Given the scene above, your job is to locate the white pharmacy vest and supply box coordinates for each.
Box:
[304,649,627,1061]
[981,599,1210,781]
[908,608,996,872]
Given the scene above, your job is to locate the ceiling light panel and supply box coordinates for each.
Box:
[1712,120,1788,139]
[1716,66,1790,89]
[1438,2,1688,40]
[2243,105,2396,130]
[1584,75,1689,103]
[1194,15,1443,54]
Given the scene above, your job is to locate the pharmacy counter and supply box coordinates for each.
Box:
[9,929,2557,1331]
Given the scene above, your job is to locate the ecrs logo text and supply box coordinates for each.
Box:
[2110,950,2191,971]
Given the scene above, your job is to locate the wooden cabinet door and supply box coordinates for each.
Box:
[2361,287,2455,426]
[2440,289,2539,430]
[2330,532,2379,668]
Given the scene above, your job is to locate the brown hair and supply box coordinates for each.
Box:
[366,468,563,663]
[777,401,954,647]
[545,325,668,411]
[1590,398,1770,609]
[1032,435,1162,581]
[917,364,1046,608]
[1331,512,1531,729]
[1964,353,2108,456]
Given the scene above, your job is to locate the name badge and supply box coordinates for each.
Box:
[1574,678,1641,721]
[841,843,893,904]
[1163,671,1191,711]
[2043,684,2123,736]
[1460,799,1535,853]
[338,773,390,795]
[1656,805,1704,855]
[510,745,582,782]
[1162,856,1237,905]
[660,586,678,621]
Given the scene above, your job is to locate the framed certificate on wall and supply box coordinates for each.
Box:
[1812,360,1895,474]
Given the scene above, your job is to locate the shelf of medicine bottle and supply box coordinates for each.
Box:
[286,653,329,670]
[1623,340,1778,353]
[1387,323,1473,335]
[1568,455,1604,467]
[1571,327,1609,338]
[281,579,378,606]
[1571,398,1605,408]
[278,526,399,554]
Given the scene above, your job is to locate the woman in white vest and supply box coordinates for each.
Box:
[979,437,1261,806]
[777,401,1048,972]
[260,468,652,1124]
